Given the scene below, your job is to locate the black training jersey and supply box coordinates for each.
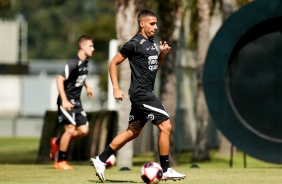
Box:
[57,55,89,104]
[119,33,159,101]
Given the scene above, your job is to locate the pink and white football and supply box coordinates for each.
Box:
[140,162,163,184]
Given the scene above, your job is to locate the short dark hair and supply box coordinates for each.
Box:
[137,10,156,23]
[77,35,93,49]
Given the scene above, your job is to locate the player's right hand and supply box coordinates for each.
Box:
[62,100,74,111]
[113,88,128,101]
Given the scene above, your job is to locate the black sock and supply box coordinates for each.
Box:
[58,150,67,162]
[99,145,116,163]
[160,155,170,172]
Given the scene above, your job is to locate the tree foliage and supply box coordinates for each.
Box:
[0,0,12,17]
[2,0,116,61]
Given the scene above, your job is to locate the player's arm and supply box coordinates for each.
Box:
[158,41,171,67]
[56,75,74,111]
[108,52,128,101]
[84,81,93,99]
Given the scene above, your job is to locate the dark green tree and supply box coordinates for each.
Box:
[3,0,116,62]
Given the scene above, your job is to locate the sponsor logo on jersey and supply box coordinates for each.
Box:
[79,66,87,71]
[148,55,158,71]
[75,74,87,87]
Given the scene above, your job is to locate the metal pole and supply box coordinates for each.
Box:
[243,152,247,168]
[107,39,119,110]
[229,144,234,168]
[17,14,28,64]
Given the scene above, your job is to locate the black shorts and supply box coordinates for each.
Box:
[129,95,169,127]
[57,99,88,126]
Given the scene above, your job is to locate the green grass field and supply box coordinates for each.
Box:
[1,138,282,184]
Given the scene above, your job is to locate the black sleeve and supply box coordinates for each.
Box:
[119,40,137,59]
[60,59,77,79]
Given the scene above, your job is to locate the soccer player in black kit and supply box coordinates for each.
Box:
[90,10,185,182]
[50,35,94,170]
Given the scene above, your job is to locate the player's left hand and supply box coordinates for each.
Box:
[87,88,94,99]
[159,41,171,55]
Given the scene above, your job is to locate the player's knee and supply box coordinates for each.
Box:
[162,125,171,135]
[158,120,172,134]
[65,126,76,135]
[80,129,89,137]
[78,126,89,137]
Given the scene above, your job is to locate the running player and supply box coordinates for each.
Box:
[90,10,186,182]
[50,35,94,170]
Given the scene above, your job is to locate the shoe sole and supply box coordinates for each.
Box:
[54,167,73,170]
[162,176,186,181]
[90,158,105,183]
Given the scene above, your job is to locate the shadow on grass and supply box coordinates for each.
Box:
[88,180,140,183]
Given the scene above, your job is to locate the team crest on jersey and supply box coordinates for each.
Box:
[147,114,155,121]
[58,115,63,123]
[129,115,134,121]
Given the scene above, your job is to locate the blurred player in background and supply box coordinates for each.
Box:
[50,35,94,170]
[90,10,185,182]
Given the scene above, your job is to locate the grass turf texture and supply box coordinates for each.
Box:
[1,138,282,184]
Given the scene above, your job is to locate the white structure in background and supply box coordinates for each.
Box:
[0,76,21,117]
[0,14,28,63]
[0,15,28,118]
[107,39,119,110]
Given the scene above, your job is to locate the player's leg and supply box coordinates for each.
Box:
[54,124,75,170]
[90,104,144,182]
[50,105,63,160]
[141,95,186,180]
[109,120,143,151]
[53,105,76,170]
[156,119,171,169]
[71,124,89,139]
[90,122,143,182]
[70,109,89,139]
[156,119,186,180]
[50,137,60,160]
[59,124,75,153]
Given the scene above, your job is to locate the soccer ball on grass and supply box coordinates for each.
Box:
[140,162,163,184]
